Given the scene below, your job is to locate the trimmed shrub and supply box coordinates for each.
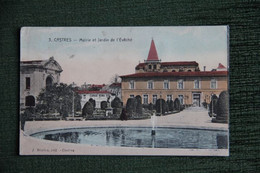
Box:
[113,108,122,115]
[111,97,122,108]
[82,101,94,117]
[135,95,143,116]
[209,94,218,116]
[155,99,166,115]
[165,102,169,113]
[215,91,229,123]
[168,100,174,112]
[100,101,107,110]
[174,98,181,111]
[126,98,137,117]
[88,98,96,110]
[148,103,154,111]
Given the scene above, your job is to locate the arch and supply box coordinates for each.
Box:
[163,68,168,72]
[46,75,53,87]
[25,95,35,107]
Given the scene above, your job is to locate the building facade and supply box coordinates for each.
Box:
[120,40,228,107]
[77,90,115,109]
[102,82,122,99]
[20,57,63,108]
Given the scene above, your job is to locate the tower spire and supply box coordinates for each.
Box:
[147,39,159,61]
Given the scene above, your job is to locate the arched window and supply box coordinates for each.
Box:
[46,76,53,87]
[25,95,35,107]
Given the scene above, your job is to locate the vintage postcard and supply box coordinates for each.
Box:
[20,26,229,156]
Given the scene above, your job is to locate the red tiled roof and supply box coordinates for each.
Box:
[120,71,228,78]
[135,63,146,68]
[147,39,159,61]
[135,61,198,69]
[161,61,198,66]
[217,63,226,69]
[91,84,105,88]
[76,90,110,94]
[110,83,121,87]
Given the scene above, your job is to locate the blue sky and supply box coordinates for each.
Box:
[21,26,228,85]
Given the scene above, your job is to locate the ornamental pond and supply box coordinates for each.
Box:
[31,127,228,149]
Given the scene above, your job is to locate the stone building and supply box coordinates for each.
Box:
[120,40,228,107]
[20,57,63,109]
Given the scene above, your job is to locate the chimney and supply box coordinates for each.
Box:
[203,66,206,71]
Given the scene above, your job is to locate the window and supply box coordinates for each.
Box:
[46,76,53,87]
[152,95,157,104]
[210,79,217,89]
[147,80,154,89]
[153,64,156,69]
[143,95,148,104]
[25,95,35,107]
[163,80,169,89]
[130,95,135,98]
[177,79,184,89]
[167,95,172,101]
[99,94,105,97]
[178,95,184,104]
[25,77,30,90]
[194,79,200,89]
[129,80,135,89]
[90,94,97,97]
[149,65,152,69]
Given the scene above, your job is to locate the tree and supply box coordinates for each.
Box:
[109,74,121,84]
[36,83,81,118]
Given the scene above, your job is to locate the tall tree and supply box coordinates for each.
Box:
[36,83,81,117]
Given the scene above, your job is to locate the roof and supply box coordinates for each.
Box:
[135,61,199,69]
[161,61,198,66]
[109,83,121,87]
[217,63,226,69]
[20,57,63,72]
[90,84,105,88]
[21,60,43,64]
[76,90,111,94]
[120,71,228,78]
[147,39,159,61]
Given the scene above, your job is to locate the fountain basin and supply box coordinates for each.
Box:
[31,127,228,149]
